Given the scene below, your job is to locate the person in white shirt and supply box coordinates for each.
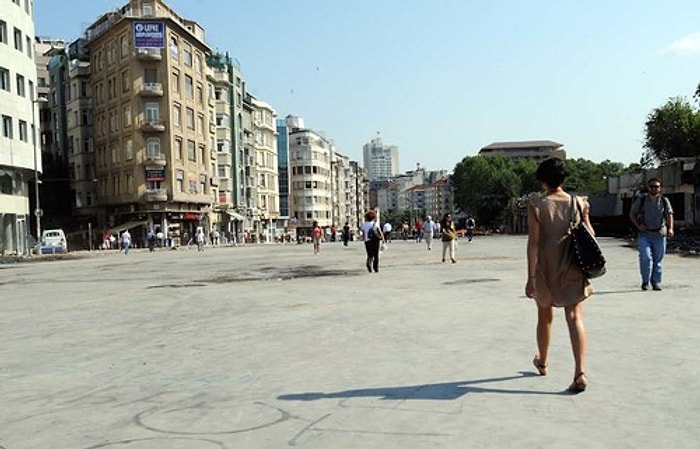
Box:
[121,230,132,255]
[423,216,435,250]
[382,222,393,243]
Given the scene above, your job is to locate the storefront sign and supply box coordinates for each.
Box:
[133,22,165,48]
[145,167,165,181]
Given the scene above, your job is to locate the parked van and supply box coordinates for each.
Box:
[40,229,67,254]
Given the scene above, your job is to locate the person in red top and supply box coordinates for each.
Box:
[415,220,423,242]
[311,221,323,255]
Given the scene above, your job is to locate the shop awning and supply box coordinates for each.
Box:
[226,211,246,221]
[104,220,149,234]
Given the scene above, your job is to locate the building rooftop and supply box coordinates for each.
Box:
[481,140,563,150]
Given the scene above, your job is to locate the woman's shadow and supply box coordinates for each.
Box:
[278,372,572,402]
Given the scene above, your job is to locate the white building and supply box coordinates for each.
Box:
[0,0,40,255]
[363,135,398,181]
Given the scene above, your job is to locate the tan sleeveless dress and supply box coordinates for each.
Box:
[529,194,593,307]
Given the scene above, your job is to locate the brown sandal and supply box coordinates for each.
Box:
[532,355,548,376]
[567,372,587,393]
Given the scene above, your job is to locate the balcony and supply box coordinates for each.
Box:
[138,82,163,97]
[144,152,166,166]
[144,188,168,202]
[136,48,163,61]
[140,118,165,132]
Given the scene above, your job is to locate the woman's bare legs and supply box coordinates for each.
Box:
[564,302,587,379]
[536,305,553,365]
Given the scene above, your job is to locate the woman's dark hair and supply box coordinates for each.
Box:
[535,157,569,188]
[440,213,451,228]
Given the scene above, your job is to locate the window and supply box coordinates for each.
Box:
[28,79,34,100]
[25,36,31,57]
[176,170,184,192]
[0,68,9,91]
[183,43,192,66]
[186,108,194,129]
[120,35,128,58]
[194,53,201,74]
[2,115,13,138]
[200,174,206,194]
[196,85,203,104]
[145,102,159,121]
[171,70,179,93]
[0,20,7,44]
[144,68,157,84]
[16,74,24,97]
[18,120,27,141]
[199,145,205,162]
[82,110,91,126]
[13,28,22,52]
[121,70,129,92]
[187,140,195,161]
[172,103,182,127]
[184,75,193,98]
[122,104,131,127]
[146,137,160,158]
[218,166,226,178]
[111,145,118,163]
[170,36,178,58]
[197,114,203,135]
[175,137,183,160]
[125,138,133,160]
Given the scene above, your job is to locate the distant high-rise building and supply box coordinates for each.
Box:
[363,135,398,181]
[276,118,290,218]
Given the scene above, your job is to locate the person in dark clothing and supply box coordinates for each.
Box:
[362,210,385,273]
[342,222,351,247]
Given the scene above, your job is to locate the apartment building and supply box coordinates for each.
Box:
[85,0,213,245]
[288,121,333,233]
[250,97,279,242]
[0,0,39,255]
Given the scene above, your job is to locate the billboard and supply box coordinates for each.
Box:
[133,22,165,48]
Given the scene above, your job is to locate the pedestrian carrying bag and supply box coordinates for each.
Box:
[568,196,606,279]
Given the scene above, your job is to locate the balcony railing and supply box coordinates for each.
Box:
[136,48,163,61]
[144,188,168,202]
[139,82,163,96]
[140,119,165,132]
[144,152,166,166]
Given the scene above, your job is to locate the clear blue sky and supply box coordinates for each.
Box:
[35,0,700,172]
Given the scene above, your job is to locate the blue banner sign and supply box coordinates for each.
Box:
[133,22,165,48]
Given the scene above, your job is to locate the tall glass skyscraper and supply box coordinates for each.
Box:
[276,118,290,217]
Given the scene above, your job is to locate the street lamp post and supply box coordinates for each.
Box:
[32,96,48,247]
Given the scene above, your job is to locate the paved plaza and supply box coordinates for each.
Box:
[1,235,699,448]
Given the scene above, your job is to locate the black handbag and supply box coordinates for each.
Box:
[569,196,606,279]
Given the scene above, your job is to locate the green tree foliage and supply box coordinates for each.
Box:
[452,156,536,226]
[643,96,700,162]
[452,156,638,227]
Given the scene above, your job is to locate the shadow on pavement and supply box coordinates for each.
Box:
[278,373,571,401]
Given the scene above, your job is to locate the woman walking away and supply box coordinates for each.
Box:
[440,213,457,263]
[362,210,384,273]
[525,157,594,393]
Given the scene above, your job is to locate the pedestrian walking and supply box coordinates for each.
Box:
[362,210,384,273]
[311,221,323,255]
[466,216,476,242]
[440,213,457,263]
[121,230,132,255]
[342,222,351,247]
[146,229,155,252]
[382,221,392,243]
[423,216,435,250]
[195,228,205,252]
[525,157,593,393]
[629,177,674,291]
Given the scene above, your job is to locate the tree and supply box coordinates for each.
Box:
[643,96,700,162]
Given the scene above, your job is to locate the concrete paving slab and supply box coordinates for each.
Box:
[0,235,699,448]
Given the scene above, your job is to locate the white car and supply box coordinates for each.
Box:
[40,229,68,254]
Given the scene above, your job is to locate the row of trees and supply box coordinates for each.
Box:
[451,156,640,227]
